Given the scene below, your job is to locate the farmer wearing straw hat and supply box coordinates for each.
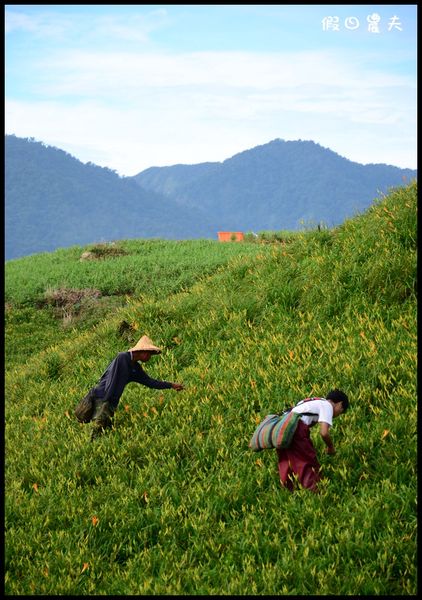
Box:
[74,335,184,440]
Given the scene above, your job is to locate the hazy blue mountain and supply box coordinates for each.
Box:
[134,139,416,232]
[5,135,216,260]
[5,135,416,260]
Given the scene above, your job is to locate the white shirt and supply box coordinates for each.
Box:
[291,398,334,427]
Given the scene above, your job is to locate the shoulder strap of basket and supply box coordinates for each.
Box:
[285,396,321,417]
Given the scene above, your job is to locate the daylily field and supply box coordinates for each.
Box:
[4,181,417,595]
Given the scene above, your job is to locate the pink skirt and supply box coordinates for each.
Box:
[276,419,321,492]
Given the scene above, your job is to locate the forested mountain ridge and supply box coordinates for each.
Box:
[5,135,215,260]
[134,139,416,232]
[5,135,416,260]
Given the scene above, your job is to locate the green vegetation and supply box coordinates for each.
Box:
[5,182,417,595]
[243,229,302,243]
[5,239,263,367]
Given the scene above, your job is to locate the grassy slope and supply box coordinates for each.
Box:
[4,182,417,595]
[4,239,268,367]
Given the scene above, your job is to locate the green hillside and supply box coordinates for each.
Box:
[4,181,417,595]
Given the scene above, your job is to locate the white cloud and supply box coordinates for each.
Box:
[5,10,76,38]
[35,48,412,98]
[5,43,416,175]
[27,49,415,125]
[94,11,169,43]
[5,6,170,42]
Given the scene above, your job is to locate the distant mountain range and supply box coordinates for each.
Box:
[134,139,416,232]
[5,134,416,260]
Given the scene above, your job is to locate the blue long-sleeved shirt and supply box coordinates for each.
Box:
[91,351,173,409]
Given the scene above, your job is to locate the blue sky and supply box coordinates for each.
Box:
[5,4,417,176]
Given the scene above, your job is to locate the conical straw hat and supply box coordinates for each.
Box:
[129,335,162,354]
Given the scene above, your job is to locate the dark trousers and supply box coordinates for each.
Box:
[276,420,321,492]
[90,398,115,440]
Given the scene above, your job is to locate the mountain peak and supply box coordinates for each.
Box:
[6,135,416,259]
